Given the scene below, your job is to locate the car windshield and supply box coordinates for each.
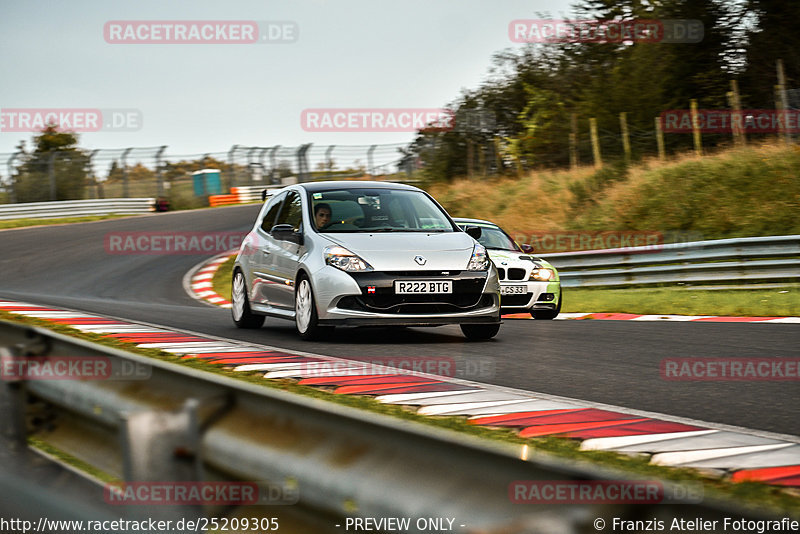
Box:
[309,188,455,233]
[459,223,521,252]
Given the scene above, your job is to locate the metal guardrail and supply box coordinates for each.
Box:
[541,235,800,287]
[0,198,156,220]
[0,321,771,531]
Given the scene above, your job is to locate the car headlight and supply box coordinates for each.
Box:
[530,268,555,281]
[466,243,490,271]
[324,245,373,272]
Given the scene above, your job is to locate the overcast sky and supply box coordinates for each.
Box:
[0,0,577,160]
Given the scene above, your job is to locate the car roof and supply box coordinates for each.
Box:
[295,180,421,193]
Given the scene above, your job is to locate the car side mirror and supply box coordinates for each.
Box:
[465,226,482,240]
[261,190,268,201]
[271,224,304,245]
[521,243,534,253]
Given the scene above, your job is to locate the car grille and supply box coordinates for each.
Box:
[507,268,526,280]
[340,271,491,314]
[496,267,527,281]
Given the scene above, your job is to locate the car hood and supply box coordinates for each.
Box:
[486,250,556,270]
[322,232,476,271]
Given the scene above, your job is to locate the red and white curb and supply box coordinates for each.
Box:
[2,298,799,489]
[184,252,234,308]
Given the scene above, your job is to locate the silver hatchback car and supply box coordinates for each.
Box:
[231,181,501,340]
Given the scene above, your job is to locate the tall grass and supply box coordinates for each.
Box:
[427,142,800,242]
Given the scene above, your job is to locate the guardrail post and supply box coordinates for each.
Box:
[121,148,133,198]
[119,400,199,483]
[0,348,30,449]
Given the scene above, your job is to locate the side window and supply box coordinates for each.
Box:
[260,194,285,233]
[275,191,303,232]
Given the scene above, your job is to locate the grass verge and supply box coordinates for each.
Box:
[563,286,800,317]
[211,255,236,302]
[1,309,798,515]
[0,214,132,230]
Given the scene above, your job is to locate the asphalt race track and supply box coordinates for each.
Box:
[0,205,797,436]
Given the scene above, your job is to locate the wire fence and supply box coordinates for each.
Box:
[2,101,797,208]
[0,143,415,208]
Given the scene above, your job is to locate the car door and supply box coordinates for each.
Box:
[268,190,305,309]
[250,192,285,306]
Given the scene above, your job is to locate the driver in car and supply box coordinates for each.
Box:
[314,203,332,229]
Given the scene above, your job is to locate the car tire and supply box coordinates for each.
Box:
[295,276,331,340]
[231,270,265,329]
[531,288,562,320]
[460,323,500,341]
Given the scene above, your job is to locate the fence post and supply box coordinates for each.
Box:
[269,145,280,184]
[690,100,702,156]
[48,152,57,200]
[7,151,21,203]
[155,146,166,198]
[619,112,631,162]
[589,118,602,168]
[730,80,745,146]
[777,59,791,144]
[246,147,259,184]
[654,117,666,161]
[258,147,269,183]
[121,147,132,198]
[467,139,474,178]
[569,114,578,169]
[367,145,376,176]
[87,149,99,199]
[296,144,312,182]
[227,145,238,189]
[775,85,787,144]
[325,145,335,179]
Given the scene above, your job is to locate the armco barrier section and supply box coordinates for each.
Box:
[0,198,156,220]
[541,235,800,287]
[0,320,761,530]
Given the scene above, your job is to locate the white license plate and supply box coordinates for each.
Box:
[394,280,453,294]
[501,285,527,295]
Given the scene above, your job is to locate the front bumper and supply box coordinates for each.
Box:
[499,280,561,311]
[316,268,501,325]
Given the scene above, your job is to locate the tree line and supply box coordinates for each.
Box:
[407,0,800,180]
